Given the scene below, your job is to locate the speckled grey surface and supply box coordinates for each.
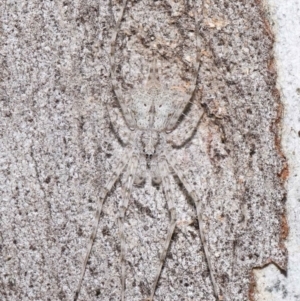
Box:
[255,1,300,300]
[0,1,288,301]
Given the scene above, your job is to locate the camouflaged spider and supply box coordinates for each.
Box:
[74,0,220,300]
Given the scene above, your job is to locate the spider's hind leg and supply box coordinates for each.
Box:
[165,153,221,301]
[118,153,139,301]
[147,156,177,301]
[74,151,131,301]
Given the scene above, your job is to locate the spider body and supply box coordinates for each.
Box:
[74,0,221,300]
[127,85,184,173]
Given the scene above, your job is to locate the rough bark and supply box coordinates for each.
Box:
[0,0,287,301]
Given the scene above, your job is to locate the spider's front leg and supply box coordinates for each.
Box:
[165,153,221,301]
[106,100,133,147]
[74,151,132,301]
[165,1,203,134]
[110,0,136,130]
[167,100,204,148]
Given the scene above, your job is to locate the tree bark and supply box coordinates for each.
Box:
[0,1,288,300]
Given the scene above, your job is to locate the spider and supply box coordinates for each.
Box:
[74,0,220,300]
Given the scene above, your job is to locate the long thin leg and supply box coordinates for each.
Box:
[165,153,221,300]
[74,151,131,301]
[167,103,204,148]
[147,156,177,301]
[110,0,136,129]
[118,153,139,301]
[105,101,132,147]
[165,0,203,132]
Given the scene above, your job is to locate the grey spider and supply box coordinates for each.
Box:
[74,0,221,300]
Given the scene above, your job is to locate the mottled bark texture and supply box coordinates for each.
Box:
[0,0,287,301]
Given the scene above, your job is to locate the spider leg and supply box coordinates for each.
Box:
[110,0,136,129]
[105,101,132,146]
[74,151,132,301]
[167,103,204,148]
[148,156,177,301]
[165,153,221,301]
[118,153,139,301]
[165,83,199,133]
[165,1,203,132]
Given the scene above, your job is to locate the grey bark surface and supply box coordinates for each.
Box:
[254,1,300,300]
[0,1,287,301]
